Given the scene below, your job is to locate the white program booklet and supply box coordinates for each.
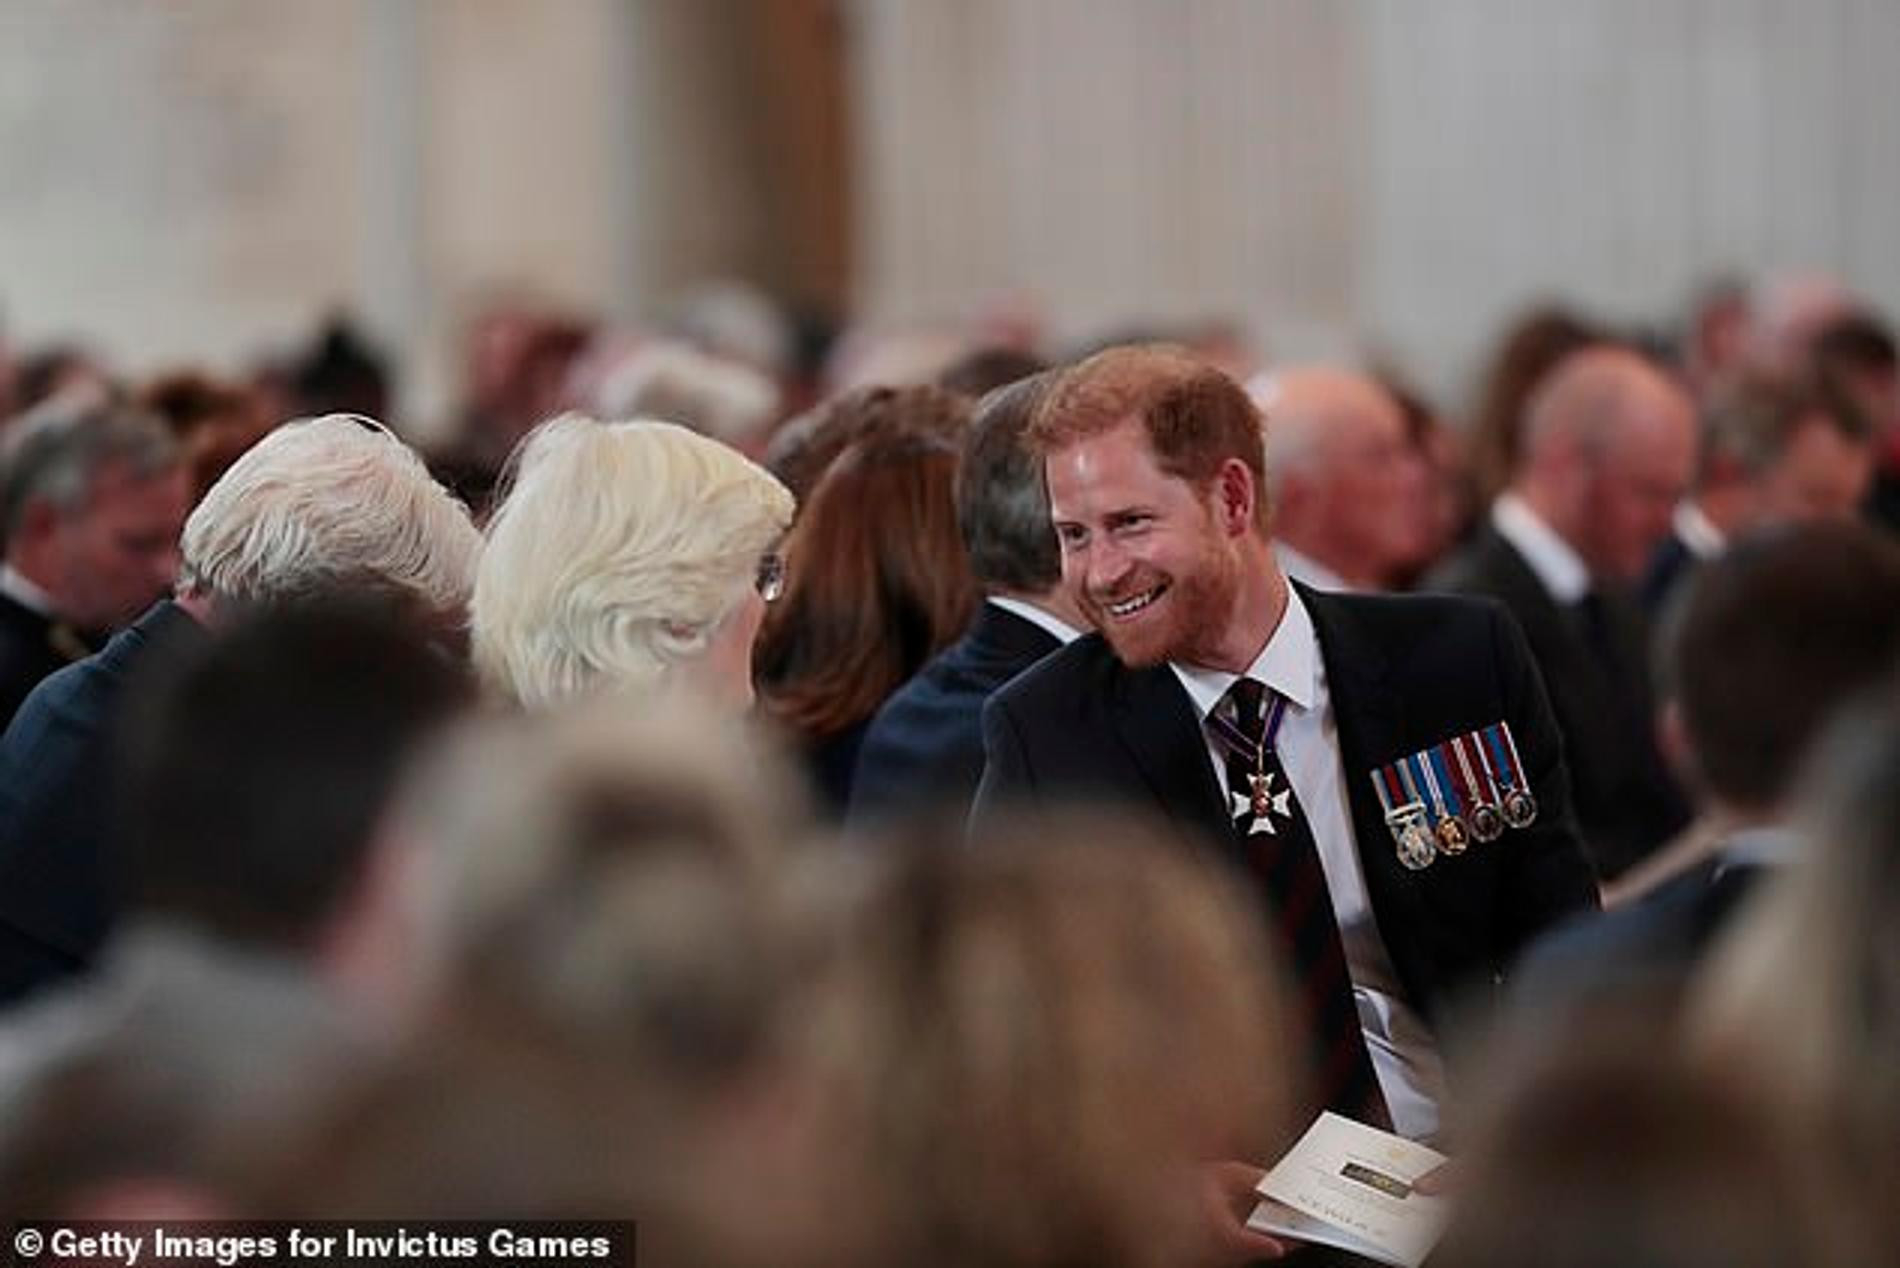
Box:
[1247,1112,1451,1268]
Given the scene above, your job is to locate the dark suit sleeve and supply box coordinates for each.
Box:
[0,922,85,1006]
[1486,600,1601,961]
[970,692,1034,835]
[1507,884,1683,1021]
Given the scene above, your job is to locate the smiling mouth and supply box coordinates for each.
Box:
[1104,584,1168,619]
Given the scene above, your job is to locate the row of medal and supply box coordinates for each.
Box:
[1369,721,1539,872]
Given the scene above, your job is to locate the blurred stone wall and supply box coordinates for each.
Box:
[852,0,1900,404]
[5,1,1899,424]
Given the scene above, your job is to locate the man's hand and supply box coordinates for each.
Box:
[1411,1158,1458,1197]
[1196,1160,1288,1264]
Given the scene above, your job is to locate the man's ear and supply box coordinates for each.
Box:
[1213,458,1257,536]
[1656,698,1701,793]
[11,497,61,549]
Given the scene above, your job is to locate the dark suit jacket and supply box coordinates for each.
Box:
[975,585,1598,1033]
[0,591,96,733]
[803,717,871,820]
[1509,849,1772,1021]
[1867,464,1900,539]
[0,600,206,1008]
[1426,524,1691,880]
[848,602,1062,825]
[1638,527,1700,618]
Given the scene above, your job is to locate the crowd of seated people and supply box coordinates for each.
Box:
[0,272,1895,1267]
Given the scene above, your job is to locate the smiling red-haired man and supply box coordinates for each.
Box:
[975,345,1595,1252]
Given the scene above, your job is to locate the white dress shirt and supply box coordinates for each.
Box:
[1492,493,1589,604]
[985,595,1084,645]
[1170,588,1448,1140]
[1672,501,1727,560]
[1275,542,1354,593]
[0,565,56,617]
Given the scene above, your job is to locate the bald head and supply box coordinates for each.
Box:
[1515,346,1697,581]
[1255,367,1428,590]
[1259,369,1397,482]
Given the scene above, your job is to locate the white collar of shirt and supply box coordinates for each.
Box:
[0,565,55,618]
[1168,585,1321,722]
[1673,501,1727,559]
[1717,823,1803,873]
[1492,493,1590,604]
[1275,542,1354,594]
[985,595,1084,645]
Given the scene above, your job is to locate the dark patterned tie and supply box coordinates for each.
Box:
[1216,677,1389,1127]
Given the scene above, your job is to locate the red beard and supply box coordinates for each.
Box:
[1085,537,1240,669]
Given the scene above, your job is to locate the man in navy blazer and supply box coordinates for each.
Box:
[0,601,203,1004]
[976,346,1597,1152]
[0,415,482,1009]
[849,371,1088,824]
[1513,522,1900,1019]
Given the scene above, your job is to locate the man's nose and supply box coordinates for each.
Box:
[1086,538,1131,591]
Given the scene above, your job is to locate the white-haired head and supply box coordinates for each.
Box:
[590,341,781,448]
[471,413,795,710]
[179,414,481,617]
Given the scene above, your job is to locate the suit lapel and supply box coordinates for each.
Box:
[1302,587,1439,970]
[1301,586,1404,855]
[1108,661,1233,847]
[1478,530,1625,798]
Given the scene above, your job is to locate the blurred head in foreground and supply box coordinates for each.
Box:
[806,812,1298,1268]
[1691,677,1900,1244]
[334,698,828,1262]
[1436,1000,1854,1268]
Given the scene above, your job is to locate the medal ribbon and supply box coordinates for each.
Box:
[1393,755,1427,817]
[1371,763,1407,818]
[1481,723,1520,792]
[1497,721,1529,787]
[1448,734,1491,810]
[1423,746,1463,822]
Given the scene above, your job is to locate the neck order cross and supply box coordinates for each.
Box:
[1211,678,1294,831]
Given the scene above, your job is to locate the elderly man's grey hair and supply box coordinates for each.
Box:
[178,414,480,614]
[590,341,781,448]
[0,389,180,543]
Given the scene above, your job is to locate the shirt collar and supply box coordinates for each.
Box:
[1674,501,1727,559]
[1170,584,1321,721]
[0,565,55,618]
[1717,824,1804,872]
[1275,542,1354,593]
[1493,493,1590,603]
[985,595,1084,645]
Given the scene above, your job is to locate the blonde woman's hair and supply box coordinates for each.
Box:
[471,414,794,709]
